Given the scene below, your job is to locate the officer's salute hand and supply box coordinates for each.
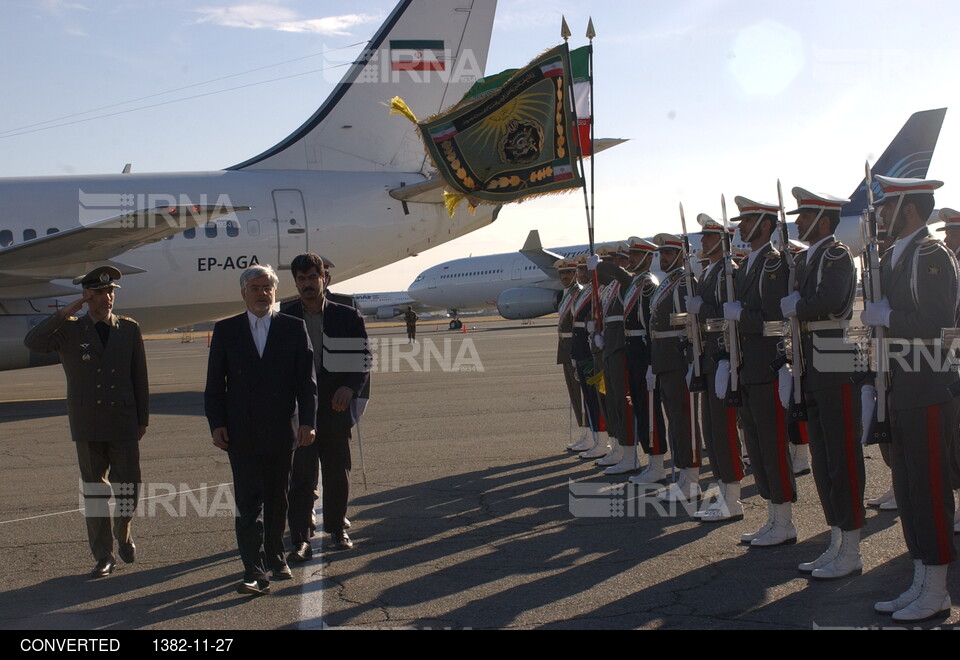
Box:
[212,427,229,450]
[59,290,92,318]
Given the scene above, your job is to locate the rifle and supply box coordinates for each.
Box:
[863,162,891,444]
[679,203,707,393]
[775,180,808,422]
[721,196,743,407]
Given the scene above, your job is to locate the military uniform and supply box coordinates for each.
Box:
[783,188,865,579]
[865,176,958,621]
[23,267,148,574]
[556,260,586,449]
[570,263,605,452]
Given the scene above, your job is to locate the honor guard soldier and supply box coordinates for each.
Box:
[622,238,670,483]
[938,208,960,257]
[780,188,865,578]
[589,241,645,475]
[723,197,796,546]
[556,258,587,452]
[861,176,959,621]
[24,266,148,579]
[569,254,608,457]
[686,215,745,522]
[649,233,701,501]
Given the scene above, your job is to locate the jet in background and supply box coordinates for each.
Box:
[408,108,947,322]
[0,0,500,371]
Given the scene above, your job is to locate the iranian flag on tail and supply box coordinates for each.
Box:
[570,46,592,158]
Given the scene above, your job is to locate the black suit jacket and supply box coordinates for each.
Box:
[281,299,370,418]
[204,311,317,455]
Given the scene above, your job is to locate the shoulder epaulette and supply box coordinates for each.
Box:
[116,315,139,325]
[918,240,947,257]
[824,244,852,261]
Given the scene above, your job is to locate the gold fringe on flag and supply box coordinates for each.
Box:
[388,97,418,124]
[443,192,465,217]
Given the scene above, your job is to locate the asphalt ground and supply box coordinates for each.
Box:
[1,318,958,631]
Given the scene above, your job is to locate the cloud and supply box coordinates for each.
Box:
[194,4,379,35]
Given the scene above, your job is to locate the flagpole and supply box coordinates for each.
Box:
[586,18,596,250]
[562,16,594,253]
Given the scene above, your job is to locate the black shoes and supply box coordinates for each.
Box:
[287,542,313,564]
[331,532,354,551]
[236,580,271,596]
[90,558,115,579]
[271,563,293,581]
[118,541,136,564]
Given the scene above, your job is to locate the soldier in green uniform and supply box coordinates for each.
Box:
[780,188,864,579]
[862,176,959,622]
[24,266,148,579]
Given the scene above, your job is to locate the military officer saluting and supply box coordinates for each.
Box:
[780,188,865,579]
[686,214,745,522]
[24,266,148,579]
[861,176,959,621]
[556,258,587,452]
[723,196,796,547]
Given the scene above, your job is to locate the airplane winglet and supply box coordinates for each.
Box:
[520,230,565,274]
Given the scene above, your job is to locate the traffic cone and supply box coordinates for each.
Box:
[461,323,468,334]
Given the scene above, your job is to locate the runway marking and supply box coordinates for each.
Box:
[0,397,65,403]
[299,503,325,630]
[0,483,233,525]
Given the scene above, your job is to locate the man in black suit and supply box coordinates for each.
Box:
[284,253,370,559]
[205,264,317,596]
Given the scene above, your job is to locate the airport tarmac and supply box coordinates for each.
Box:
[1,318,958,631]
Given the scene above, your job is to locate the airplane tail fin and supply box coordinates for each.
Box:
[229,0,497,174]
[843,108,947,216]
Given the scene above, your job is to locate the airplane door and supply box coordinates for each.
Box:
[272,189,308,269]
[428,278,437,289]
[511,259,523,280]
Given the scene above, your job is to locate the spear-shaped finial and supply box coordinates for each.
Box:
[586,17,596,41]
[561,15,572,41]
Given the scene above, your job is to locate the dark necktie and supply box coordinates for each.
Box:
[95,321,110,347]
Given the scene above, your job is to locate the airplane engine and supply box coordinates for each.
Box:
[0,316,62,371]
[496,288,561,320]
[375,306,403,320]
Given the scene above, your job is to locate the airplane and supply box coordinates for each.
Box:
[0,0,502,371]
[408,108,948,323]
[348,291,432,319]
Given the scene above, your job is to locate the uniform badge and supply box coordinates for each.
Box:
[769,272,779,280]
[929,264,941,275]
[80,342,91,361]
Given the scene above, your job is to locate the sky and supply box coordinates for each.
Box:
[2,0,959,293]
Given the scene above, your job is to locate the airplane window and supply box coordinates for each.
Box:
[47,228,59,235]
[23,229,36,241]
[205,222,218,238]
[0,230,12,247]
[184,227,196,239]
[247,220,260,237]
[226,221,239,237]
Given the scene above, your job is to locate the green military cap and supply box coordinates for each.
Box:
[80,266,122,290]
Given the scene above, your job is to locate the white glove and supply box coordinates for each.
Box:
[778,365,793,409]
[715,360,730,400]
[780,292,801,319]
[860,384,877,446]
[645,366,656,392]
[723,302,743,322]
[586,254,600,271]
[594,332,605,350]
[685,295,703,315]
[586,320,596,334]
[861,297,892,328]
[685,363,694,388]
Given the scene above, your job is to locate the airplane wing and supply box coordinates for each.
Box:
[0,204,249,299]
[520,230,564,277]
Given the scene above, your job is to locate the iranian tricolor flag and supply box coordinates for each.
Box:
[570,46,592,158]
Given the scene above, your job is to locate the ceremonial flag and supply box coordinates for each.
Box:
[395,44,584,211]
[570,45,592,158]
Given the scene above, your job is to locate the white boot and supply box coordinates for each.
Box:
[866,487,895,508]
[596,441,623,466]
[741,502,776,544]
[603,445,641,475]
[629,454,666,484]
[751,502,797,547]
[879,494,899,511]
[893,564,952,622]
[811,529,863,580]
[798,527,841,573]
[579,432,609,459]
[658,467,701,503]
[567,427,592,452]
[694,483,723,519]
[791,443,811,476]
[700,482,744,523]
[875,560,926,614]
